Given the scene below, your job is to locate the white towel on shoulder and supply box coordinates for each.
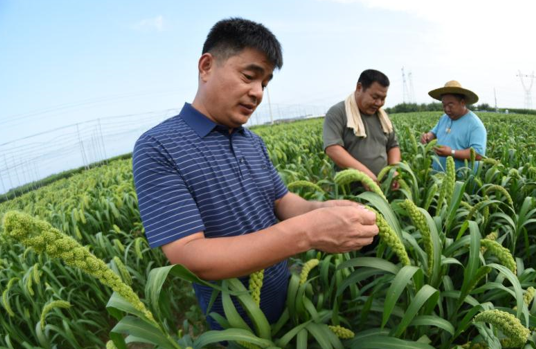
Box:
[345,93,393,138]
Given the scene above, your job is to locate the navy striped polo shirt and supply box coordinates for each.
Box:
[132,103,290,329]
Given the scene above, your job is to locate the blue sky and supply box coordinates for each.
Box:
[0,0,535,192]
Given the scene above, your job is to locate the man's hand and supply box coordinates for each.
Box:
[321,199,363,208]
[433,145,452,157]
[391,170,400,190]
[304,206,379,253]
[420,132,435,144]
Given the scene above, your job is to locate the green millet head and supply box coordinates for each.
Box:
[328,325,355,339]
[474,309,530,347]
[300,259,320,285]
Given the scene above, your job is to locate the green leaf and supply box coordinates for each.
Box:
[271,308,289,337]
[303,296,320,322]
[391,285,439,337]
[320,254,335,289]
[440,257,463,266]
[382,266,422,328]
[338,257,401,275]
[208,312,231,329]
[221,280,252,333]
[487,263,526,324]
[276,320,312,347]
[458,221,481,306]
[110,316,179,349]
[306,322,334,349]
[194,328,275,348]
[419,207,442,287]
[408,315,455,335]
[455,266,492,312]
[106,292,148,322]
[145,264,226,319]
[358,192,403,239]
[297,328,308,349]
[287,273,301,320]
[108,331,128,349]
[314,322,344,349]
[445,181,467,231]
[227,278,272,340]
[337,268,388,297]
[396,162,420,202]
[448,304,483,345]
[350,333,435,349]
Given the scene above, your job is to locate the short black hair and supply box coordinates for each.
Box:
[441,93,465,102]
[357,69,390,90]
[202,18,283,70]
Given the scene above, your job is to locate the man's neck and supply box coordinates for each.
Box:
[360,110,375,117]
[451,108,468,120]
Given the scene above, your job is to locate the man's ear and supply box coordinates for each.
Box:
[198,53,215,82]
[356,82,363,93]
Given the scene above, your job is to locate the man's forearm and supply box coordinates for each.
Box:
[325,145,376,179]
[274,192,324,221]
[452,148,483,161]
[163,218,311,280]
[162,198,378,281]
[387,147,401,165]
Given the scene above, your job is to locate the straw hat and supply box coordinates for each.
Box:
[428,80,479,105]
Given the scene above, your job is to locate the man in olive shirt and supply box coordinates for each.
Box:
[323,69,400,187]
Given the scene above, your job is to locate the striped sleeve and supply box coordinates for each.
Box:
[257,136,288,200]
[132,134,205,248]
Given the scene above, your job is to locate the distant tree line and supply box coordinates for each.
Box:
[384,102,444,114]
[385,102,536,116]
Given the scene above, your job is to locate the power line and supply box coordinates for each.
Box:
[0,103,326,195]
[0,89,183,129]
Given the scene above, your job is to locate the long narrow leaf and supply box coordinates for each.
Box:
[382,266,422,328]
[391,285,439,337]
[110,316,179,349]
[194,328,275,348]
[408,315,455,335]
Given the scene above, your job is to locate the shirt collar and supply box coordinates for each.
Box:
[180,103,245,138]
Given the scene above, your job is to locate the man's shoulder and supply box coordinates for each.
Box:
[243,128,264,144]
[326,101,346,117]
[134,115,187,156]
[465,111,486,128]
[138,115,183,143]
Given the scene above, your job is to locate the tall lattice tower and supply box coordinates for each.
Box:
[402,68,409,103]
[517,70,535,110]
[408,71,415,103]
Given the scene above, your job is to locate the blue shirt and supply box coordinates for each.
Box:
[431,110,486,171]
[132,103,289,329]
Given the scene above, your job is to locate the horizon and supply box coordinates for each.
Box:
[1,0,535,193]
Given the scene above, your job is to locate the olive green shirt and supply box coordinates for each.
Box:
[323,101,399,176]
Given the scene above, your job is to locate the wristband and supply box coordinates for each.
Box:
[451,149,456,156]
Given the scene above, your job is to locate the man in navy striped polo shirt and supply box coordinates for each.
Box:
[132,18,379,331]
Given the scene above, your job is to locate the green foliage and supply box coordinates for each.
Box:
[2,112,536,348]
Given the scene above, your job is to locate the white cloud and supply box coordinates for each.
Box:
[134,15,165,32]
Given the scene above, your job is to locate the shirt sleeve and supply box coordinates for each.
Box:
[386,129,399,150]
[132,134,205,248]
[431,120,440,135]
[323,103,346,150]
[468,122,487,156]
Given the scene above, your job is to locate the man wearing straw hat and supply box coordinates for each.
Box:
[420,80,487,172]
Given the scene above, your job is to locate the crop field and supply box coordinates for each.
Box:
[1,111,536,349]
